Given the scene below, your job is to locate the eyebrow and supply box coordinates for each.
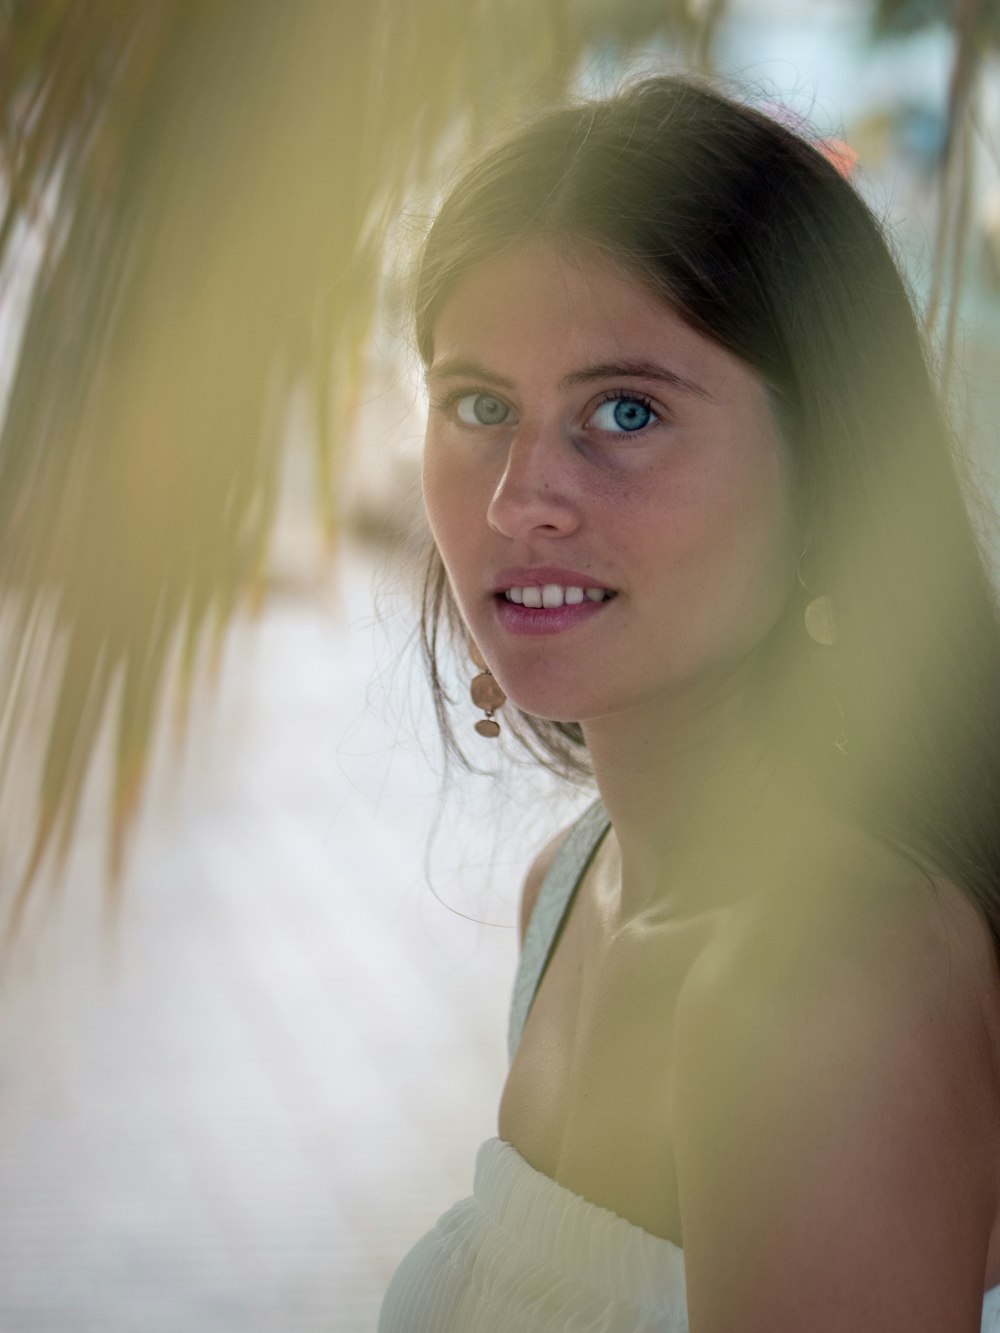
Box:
[425,356,714,401]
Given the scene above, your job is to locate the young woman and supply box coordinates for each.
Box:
[380,76,1000,1331]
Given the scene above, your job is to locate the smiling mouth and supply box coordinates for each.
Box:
[501,584,617,609]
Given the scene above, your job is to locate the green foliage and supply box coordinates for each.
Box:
[0,0,687,922]
[0,0,989,922]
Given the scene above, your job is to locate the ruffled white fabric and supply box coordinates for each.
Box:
[382,798,1000,1330]
[379,1137,1000,1331]
[379,1137,689,1332]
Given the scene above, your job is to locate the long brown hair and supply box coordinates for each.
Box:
[414,76,1000,946]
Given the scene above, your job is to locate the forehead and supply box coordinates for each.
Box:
[429,239,751,399]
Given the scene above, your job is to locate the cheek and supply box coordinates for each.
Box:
[421,438,465,550]
[623,441,798,645]
[421,438,492,621]
[693,448,799,627]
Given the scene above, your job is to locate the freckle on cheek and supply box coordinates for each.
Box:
[587,473,646,508]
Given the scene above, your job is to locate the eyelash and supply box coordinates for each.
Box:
[429,385,497,416]
[588,389,662,436]
[429,386,667,436]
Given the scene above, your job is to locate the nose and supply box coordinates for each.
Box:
[486,425,581,540]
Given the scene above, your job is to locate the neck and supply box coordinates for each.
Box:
[581,675,807,923]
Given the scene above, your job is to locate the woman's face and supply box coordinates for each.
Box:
[422,239,800,729]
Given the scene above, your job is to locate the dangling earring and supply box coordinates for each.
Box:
[804,594,836,647]
[797,551,837,647]
[469,642,505,739]
[797,551,847,754]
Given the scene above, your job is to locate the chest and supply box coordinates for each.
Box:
[498,878,722,1243]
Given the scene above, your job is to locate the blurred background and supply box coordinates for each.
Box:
[0,1,998,1329]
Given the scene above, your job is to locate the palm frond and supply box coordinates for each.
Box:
[0,0,693,924]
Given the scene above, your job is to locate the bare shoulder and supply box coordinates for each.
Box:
[672,826,1000,1329]
[679,823,1000,1048]
[518,824,574,948]
[675,822,1000,1139]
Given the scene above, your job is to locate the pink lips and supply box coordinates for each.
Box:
[490,566,616,593]
[494,597,612,636]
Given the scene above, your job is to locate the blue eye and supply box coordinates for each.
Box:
[456,393,511,426]
[589,396,656,433]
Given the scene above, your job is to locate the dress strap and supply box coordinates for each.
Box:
[507,798,611,1063]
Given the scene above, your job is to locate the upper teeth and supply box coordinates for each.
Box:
[505,585,613,608]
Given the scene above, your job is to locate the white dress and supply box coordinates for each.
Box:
[380,801,1000,1331]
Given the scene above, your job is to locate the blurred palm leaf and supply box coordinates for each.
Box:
[0,0,702,924]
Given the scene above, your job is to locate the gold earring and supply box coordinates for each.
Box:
[797,551,846,752]
[804,595,837,647]
[797,550,837,646]
[470,642,505,738]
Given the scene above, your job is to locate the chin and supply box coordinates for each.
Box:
[511,701,583,726]
[497,677,616,727]
[487,674,576,724]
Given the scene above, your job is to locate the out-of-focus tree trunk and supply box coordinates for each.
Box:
[874,0,999,373]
